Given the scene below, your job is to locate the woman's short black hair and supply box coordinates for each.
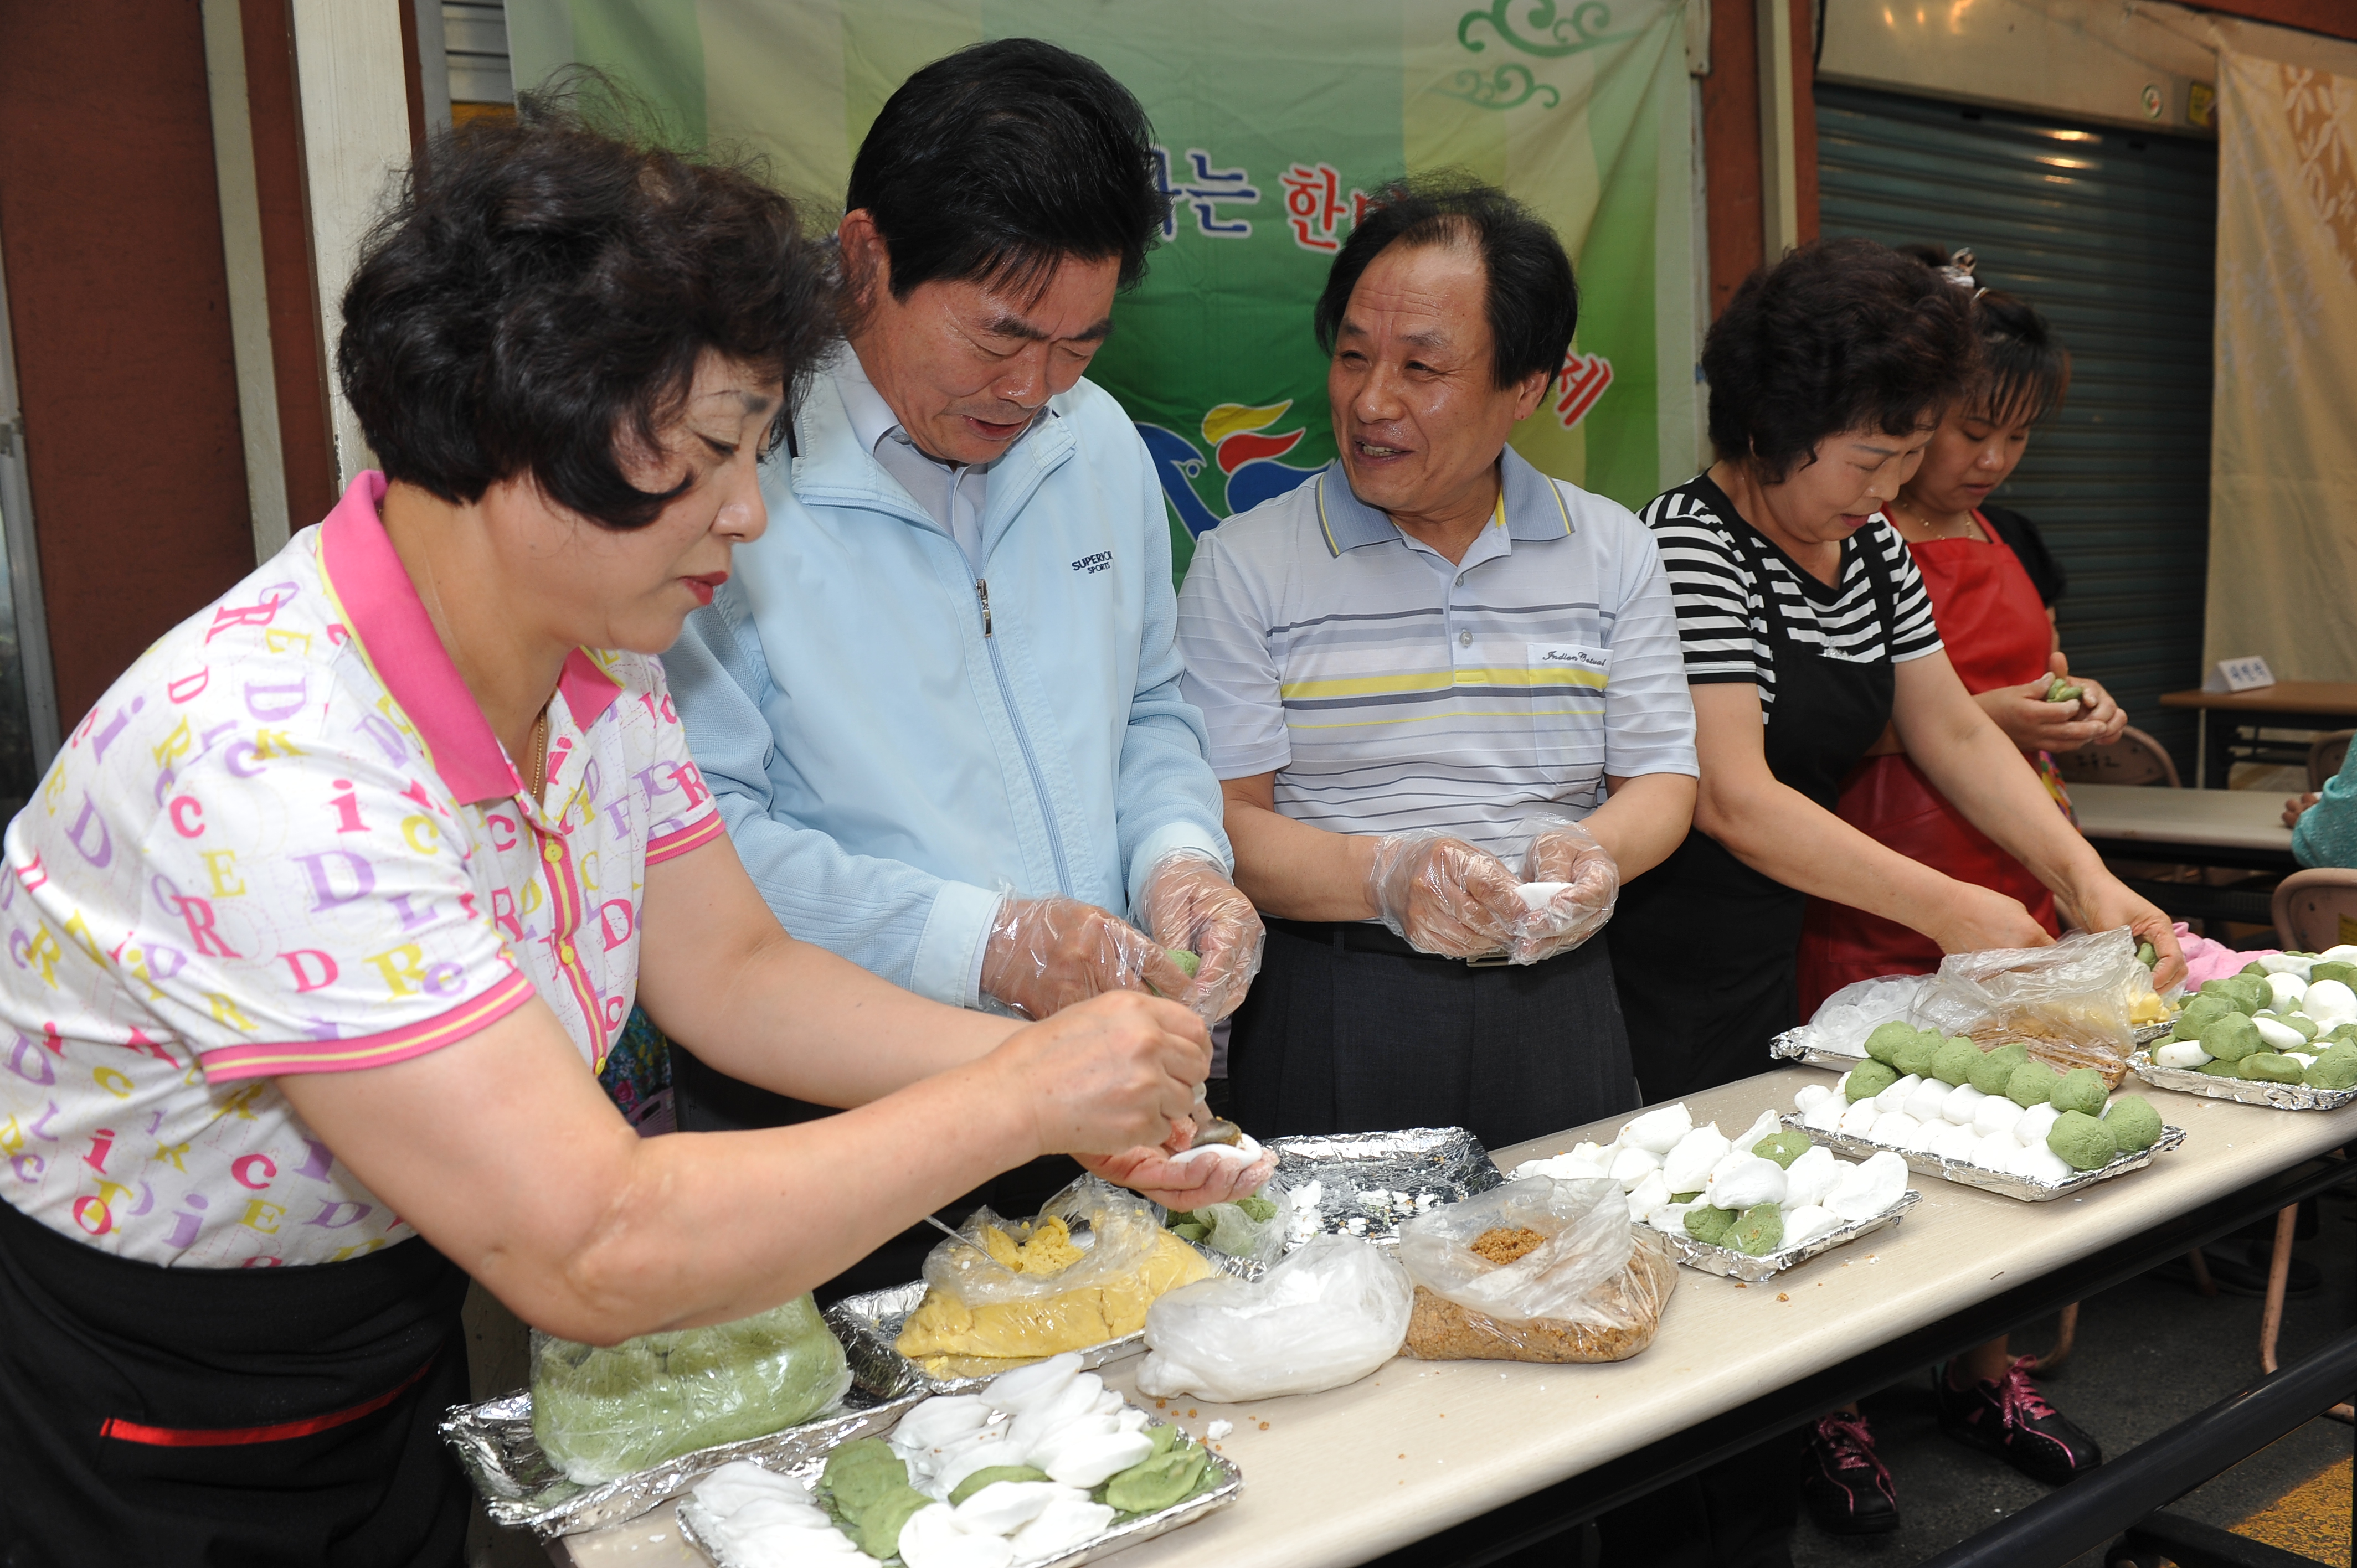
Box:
[1892,243,2073,426]
[846,38,1166,305]
[1312,174,1577,390]
[1703,237,1978,482]
[338,84,834,530]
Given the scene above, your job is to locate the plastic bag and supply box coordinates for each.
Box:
[1134,1234,1412,1402]
[1909,927,2146,1085]
[1803,973,1936,1057]
[1396,1176,1676,1364]
[894,1177,1214,1363]
[1165,1180,1288,1269]
[529,1293,851,1484]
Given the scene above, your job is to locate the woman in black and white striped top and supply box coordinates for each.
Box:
[1609,240,2183,1103]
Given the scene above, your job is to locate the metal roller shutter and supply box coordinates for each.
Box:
[1814,81,2217,777]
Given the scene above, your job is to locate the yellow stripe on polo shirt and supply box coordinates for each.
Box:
[1278,664,1609,700]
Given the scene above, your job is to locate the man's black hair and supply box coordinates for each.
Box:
[338,79,835,529]
[1313,174,1577,390]
[1703,238,1978,482]
[846,38,1167,304]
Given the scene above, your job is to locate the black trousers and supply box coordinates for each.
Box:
[1226,920,1640,1152]
[0,1198,471,1568]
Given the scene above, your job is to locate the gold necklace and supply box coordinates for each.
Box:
[1893,494,1975,540]
[528,705,550,806]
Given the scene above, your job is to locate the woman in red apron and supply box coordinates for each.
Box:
[1794,254,2127,1533]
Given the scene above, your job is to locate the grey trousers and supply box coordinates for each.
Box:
[1227,921,1641,1152]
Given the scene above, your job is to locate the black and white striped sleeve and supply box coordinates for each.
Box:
[1639,491,1761,686]
[1873,520,1945,662]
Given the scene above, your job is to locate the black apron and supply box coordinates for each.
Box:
[0,1195,471,1567]
[1226,914,1641,1153]
[1610,488,1900,1102]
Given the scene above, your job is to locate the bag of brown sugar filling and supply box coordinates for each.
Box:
[1396,1175,1677,1364]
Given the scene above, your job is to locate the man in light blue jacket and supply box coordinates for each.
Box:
[664,42,1264,1203]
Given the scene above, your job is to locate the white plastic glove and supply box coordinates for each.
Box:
[979,895,1193,1020]
[1510,812,1619,964]
[1134,851,1264,1021]
[1365,831,1525,959]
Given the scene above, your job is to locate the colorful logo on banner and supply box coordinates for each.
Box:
[1142,357,1616,538]
[1140,401,1324,538]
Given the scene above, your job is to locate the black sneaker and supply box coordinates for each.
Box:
[1801,1411,1900,1535]
[1936,1355,2102,1486]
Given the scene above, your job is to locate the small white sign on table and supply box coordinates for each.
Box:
[2204,656,2277,693]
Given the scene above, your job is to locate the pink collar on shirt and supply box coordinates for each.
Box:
[319,472,622,806]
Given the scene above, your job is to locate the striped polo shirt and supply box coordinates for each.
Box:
[1176,451,1696,859]
[1641,475,1943,718]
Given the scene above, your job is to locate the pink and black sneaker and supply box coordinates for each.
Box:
[1801,1411,1899,1536]
[1936,1355,2103,1486]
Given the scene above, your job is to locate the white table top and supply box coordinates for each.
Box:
[556,1069,2357,1568]
[2070,782,2298,854]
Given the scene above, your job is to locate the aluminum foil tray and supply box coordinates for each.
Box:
[2128,1051,2357,1111]
[1659,1189,1922,1282]
[673,1409,1241,1568]
[1783,1115,2186,1203]
[1267,1126,1504,1249]
[439,1384,923,1541]
[1767,1027,1866,1073]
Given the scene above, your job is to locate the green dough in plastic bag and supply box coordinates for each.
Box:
[1101,1439,1210,1513]
[529,1293,851,1485]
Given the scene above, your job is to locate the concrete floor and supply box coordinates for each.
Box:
[1793,1184,2357,1568]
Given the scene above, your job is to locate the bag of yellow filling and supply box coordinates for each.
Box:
[529,1293,851,1484]
[895,1177,1213,1364]
[1397,1175,1676,1364]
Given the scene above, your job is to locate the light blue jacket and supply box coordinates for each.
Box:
[663,360,1230,1007]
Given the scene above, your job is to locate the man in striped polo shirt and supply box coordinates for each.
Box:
[1176,178,1697,1149]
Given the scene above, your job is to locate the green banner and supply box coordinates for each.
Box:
[508,0,1699,579]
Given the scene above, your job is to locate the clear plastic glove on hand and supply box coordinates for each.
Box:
[1079,1123,1276,1213]
[980,895,1195,1020]
[1136,851,1265,1022]
[1511,813,1620,964]
[1366,831,1525,959]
